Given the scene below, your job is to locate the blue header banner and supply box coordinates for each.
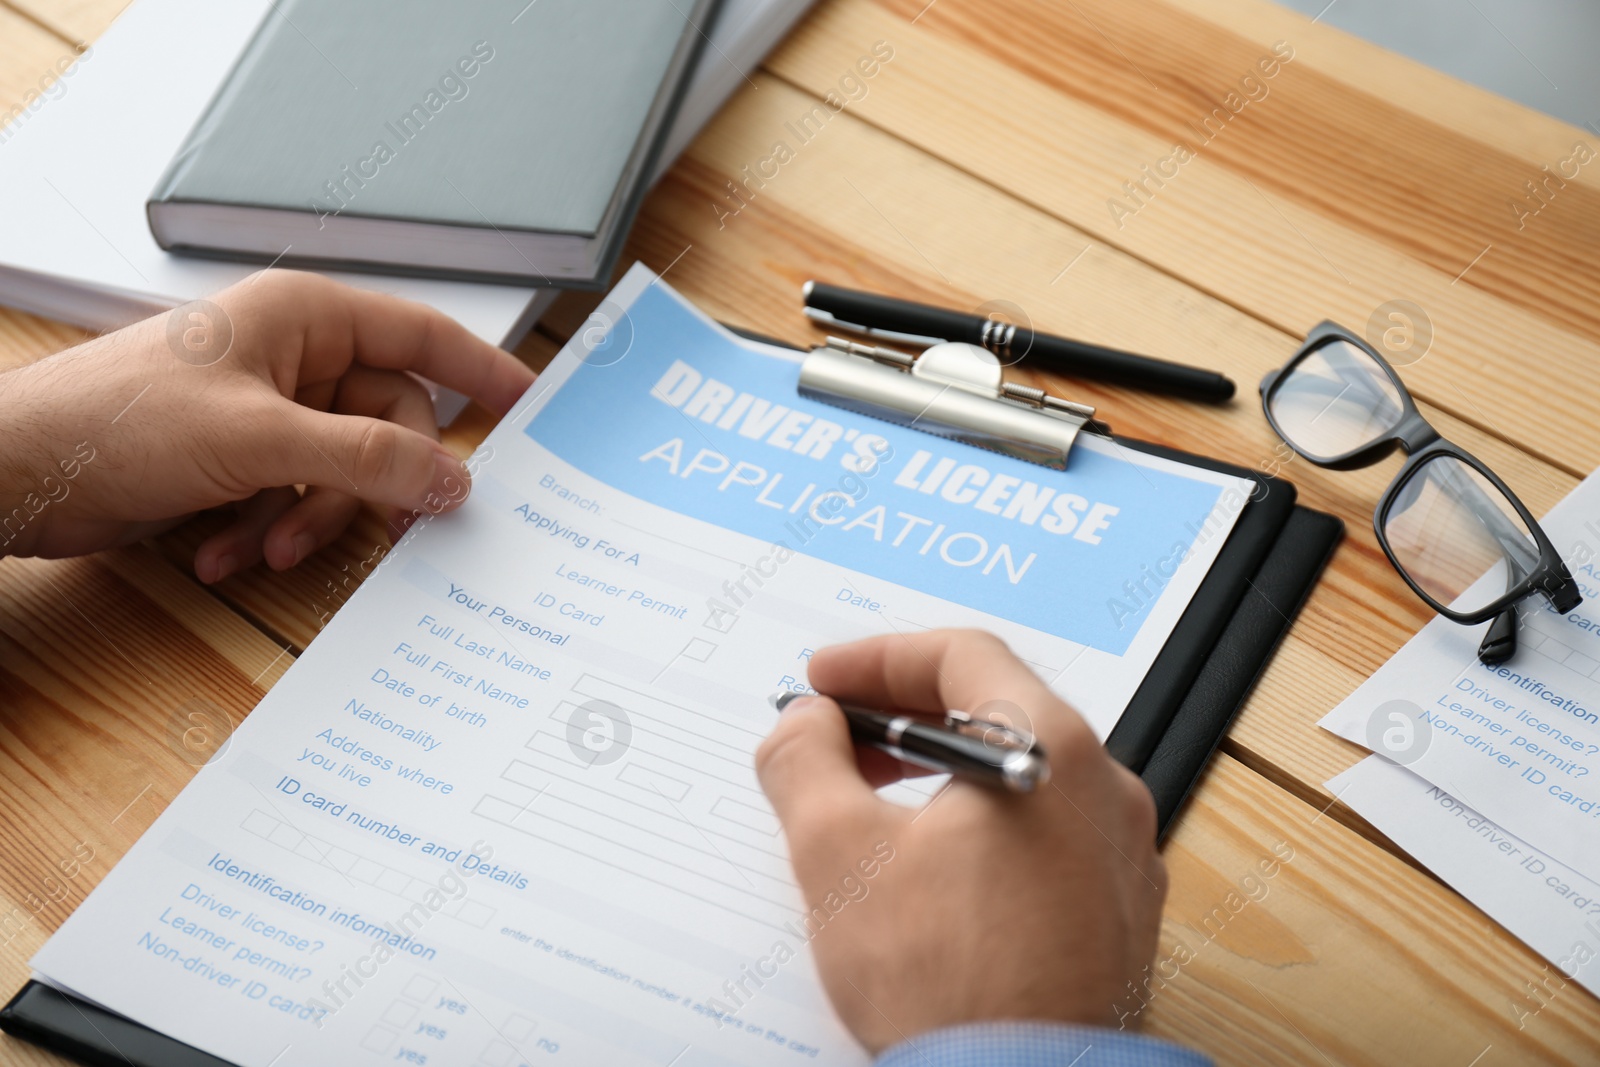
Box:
[526,285,1230,655]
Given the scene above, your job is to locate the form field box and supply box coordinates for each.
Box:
[618,762,691,802]
[375,868,410,895]
[360,1026,398,1053]
[681,637,717,662]
[455,899,494,927]
[710,796,780,836]
[241,810,276,838]
[401,975,438,1002]
[267,822,303,851]
[479,1040,515,1067]
[350,857,384,884]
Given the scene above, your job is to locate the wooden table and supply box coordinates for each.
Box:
[3,0,1599,1063]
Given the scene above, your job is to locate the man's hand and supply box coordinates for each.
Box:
[0,271,535,579]
[755,629,1167,1053]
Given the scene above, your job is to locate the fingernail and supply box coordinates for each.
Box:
[428,449,470,509]
[291,532,316,565]
[213,554,238,583]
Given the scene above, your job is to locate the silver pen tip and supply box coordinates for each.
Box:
[801,279,815,300]
[1002,750,1051,792]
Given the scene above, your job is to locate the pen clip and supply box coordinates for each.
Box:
[943,709,1035,752]
[802,307,949,349]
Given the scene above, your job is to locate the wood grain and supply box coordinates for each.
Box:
[0,15,97,373]
[0,0,124,45]
[1,0,1598,1063]
[1152,754,1600,1065]
[0,546,290,1021]
[763,0,1600,472]
[0,6,76,123]
[1169,0,1600,192]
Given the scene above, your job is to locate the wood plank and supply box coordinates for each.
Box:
[0,308,89,374]
[1151,753,1600,1064]
[880,0,1600,334]
[0,6,99,373]
[1174,0,1600,183]
[2,0,127,46]
[0,6,77,121]
[0,546,290,1032]
[762,0,1600,473]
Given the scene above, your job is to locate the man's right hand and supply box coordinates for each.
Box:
[755,629,1168,1054]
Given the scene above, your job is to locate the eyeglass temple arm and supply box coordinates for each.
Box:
[1477,557,1527,666]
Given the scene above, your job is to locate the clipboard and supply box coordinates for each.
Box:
[792,331,1342,832]
[1,331,1342,1066]
[0,453,1341,1062]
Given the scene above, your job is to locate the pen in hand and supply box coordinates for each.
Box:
[770,690,1051,793]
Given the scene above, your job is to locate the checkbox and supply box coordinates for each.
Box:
[502,1014,536,1042]
[360,1026,398,1054]
[350,858,384,884]
[382,1000,418,1027]
[479,1040,515,1067]
[375,868,410,894]
[681,638,717,663]
[401,975,438,1002]
[457,900,495,927]
[240,810,277,838]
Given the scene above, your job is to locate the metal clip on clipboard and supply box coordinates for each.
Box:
[798,337,1105,470]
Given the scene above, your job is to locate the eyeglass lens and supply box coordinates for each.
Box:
[1384,453,1539,616]
[1269,339,1407,461]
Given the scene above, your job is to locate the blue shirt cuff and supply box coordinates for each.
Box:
[874,1021,1214,1067]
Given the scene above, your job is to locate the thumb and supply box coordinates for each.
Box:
[268,404,471,514]
[756,697,883,854]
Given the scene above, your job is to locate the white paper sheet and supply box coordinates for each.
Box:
[32,267,1252,1066]
[1328,756,1600,1007]
[1320,469,1600,884]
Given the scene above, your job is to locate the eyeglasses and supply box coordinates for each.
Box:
[1260,321,1581,665]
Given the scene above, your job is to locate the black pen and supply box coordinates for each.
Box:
[802,280,1236,403]
[770,690,1050,793]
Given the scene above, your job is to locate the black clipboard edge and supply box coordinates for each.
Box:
[1142,506,1344,837]
[1103,440,1296,773]
[1,981,232,1066]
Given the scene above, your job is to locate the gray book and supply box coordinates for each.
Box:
[147,0,718,288]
